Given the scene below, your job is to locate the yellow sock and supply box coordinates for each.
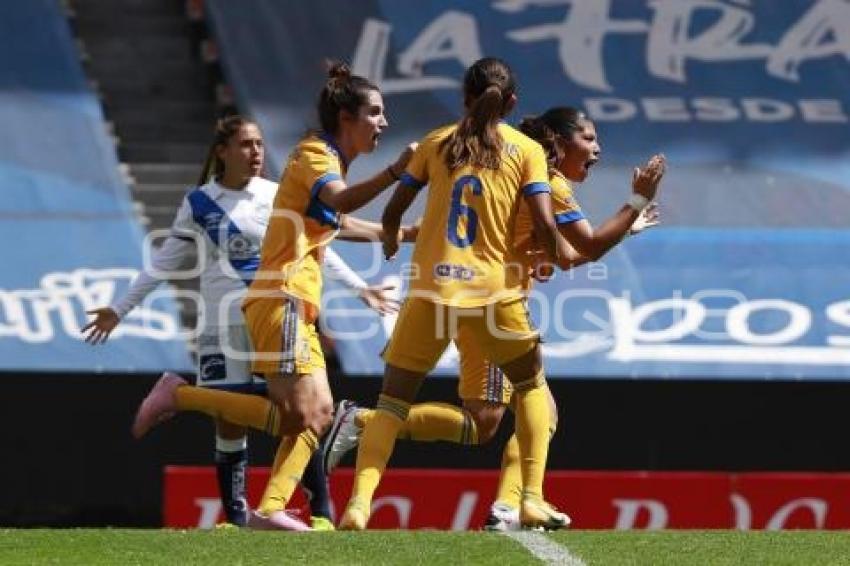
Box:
[348,394,409,510]
[496,408,557,509]
[175,386,281,436]
[495,435,522,508]
[258,429,318,515]
[512,372,550,501]
[358,403,477,445]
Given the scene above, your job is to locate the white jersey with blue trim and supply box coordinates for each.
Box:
[172,177,276,328]
[111,176,370,332]
[111,177,275,330]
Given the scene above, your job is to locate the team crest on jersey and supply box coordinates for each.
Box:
[226,233,257,259]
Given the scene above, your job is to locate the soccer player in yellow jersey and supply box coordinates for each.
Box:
[131,62,416,530]
[326,106,664,530]
[474,107,665,529]
[339,57,577,530]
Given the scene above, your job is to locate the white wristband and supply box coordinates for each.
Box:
[627,194,649,212]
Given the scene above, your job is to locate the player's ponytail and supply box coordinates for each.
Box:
[197,115,256,186]
[317,60,379,135]
[519,115,558,166]
[440,57,516,171]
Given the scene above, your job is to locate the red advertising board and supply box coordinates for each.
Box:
[164,467,850,530]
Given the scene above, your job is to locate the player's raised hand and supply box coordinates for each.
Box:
[526,250,555,282]
[632,154,666,201]
[81,307,120,345]
[629,202,661,235]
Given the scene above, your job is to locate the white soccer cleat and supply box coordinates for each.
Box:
[483,502,521,532]
[321,400,363,474]
[131,372,186,439]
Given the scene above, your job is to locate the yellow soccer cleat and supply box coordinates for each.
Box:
[311,516,335,531]
[520,496,571,531]
[338,498,369,531]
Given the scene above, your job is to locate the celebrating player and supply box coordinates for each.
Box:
[83,115,399,530]
[326,106,664,530]
[339,57,573,530]
[127,62,416,530]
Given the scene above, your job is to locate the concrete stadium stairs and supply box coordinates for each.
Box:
[68,0,229,335]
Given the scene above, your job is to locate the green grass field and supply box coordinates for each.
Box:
[3,529,850,565]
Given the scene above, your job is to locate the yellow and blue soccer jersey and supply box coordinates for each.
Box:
[400,123,550,307]
[548,170,584,225]
[511,169,585,287]
[455,170,583,400]
[245,134,345,311]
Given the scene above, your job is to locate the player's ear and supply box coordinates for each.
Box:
[339,108,356,125]
[214,142,227,161]
[503,93,517,116]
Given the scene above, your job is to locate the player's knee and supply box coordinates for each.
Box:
[466,404,506,444]
[473,414,501,443]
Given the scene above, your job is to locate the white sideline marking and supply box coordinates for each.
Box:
[501,531,586,565]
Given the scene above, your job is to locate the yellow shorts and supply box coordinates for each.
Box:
[455,326,513,404]
[383,296,538,376]
[243,295,324,377]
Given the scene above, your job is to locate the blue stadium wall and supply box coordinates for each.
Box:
[0,0,192,526]
[0,0,192,373]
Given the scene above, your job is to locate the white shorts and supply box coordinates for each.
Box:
[196,325,266,394]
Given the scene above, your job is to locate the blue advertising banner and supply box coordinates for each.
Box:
[209,0,850,379]
[0,0,192,372]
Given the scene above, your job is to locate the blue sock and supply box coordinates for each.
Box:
[301,448,331,520]
[215,436,248,527]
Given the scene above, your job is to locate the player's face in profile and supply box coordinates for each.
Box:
[350,89,388,155]
[558,120,600,183]
[217,123,264,180]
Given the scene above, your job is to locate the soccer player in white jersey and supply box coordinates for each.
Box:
[82,115,396,530]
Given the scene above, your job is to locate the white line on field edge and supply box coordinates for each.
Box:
[501,530,586,565]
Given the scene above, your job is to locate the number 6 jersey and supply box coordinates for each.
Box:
[399,122,551,307]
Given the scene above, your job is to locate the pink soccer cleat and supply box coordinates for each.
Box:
[247,510,312,532]
[131,372,186,439]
